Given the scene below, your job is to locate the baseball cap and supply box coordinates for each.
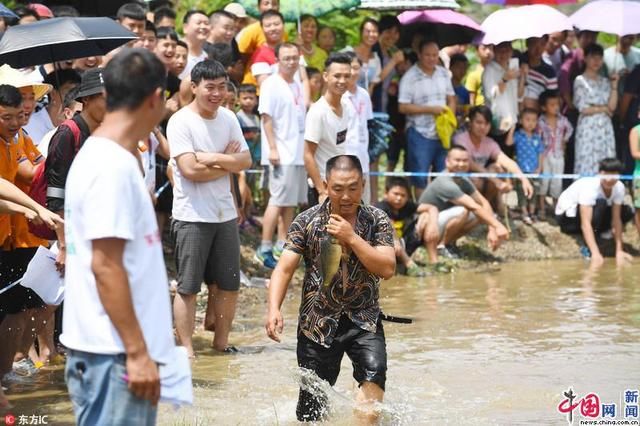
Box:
[27,3,54,19]
[75,68,105,100]
[224,3,247,19]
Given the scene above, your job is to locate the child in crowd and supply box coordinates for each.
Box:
[537,90,573,219]
[376,177,425,277]
[449,53,470,125]
[224,81,238,111]
[306,67,323,102]
[171,40,188,77]
[236,83,260,166]
[508,108,545,224]
[235,83,262,218]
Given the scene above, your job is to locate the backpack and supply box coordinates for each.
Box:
[28,119,81,240]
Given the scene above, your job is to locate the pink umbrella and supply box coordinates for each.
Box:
[481,4,573,45]
[571,0,640,37]
[398,9,483,48]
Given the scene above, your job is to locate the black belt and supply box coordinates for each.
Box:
[380,312,413,324]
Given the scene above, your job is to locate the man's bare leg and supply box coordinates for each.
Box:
[442,214,480,246]
[416,212,439,263]
[209,285,239,351]
[173,292,197,357]
[204,288,216,332]
[355,381,384,425]
[156,211,169,237]
[0,313,26,375]
[34,305,58,363]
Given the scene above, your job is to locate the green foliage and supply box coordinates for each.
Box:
[176,0,379,46]
[316,9,378,49]
[174,0,620,48]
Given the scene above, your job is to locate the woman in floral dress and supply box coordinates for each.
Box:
[573,43,619,175]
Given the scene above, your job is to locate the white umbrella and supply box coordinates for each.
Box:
[570,0,640,37]
[481,5,572,45]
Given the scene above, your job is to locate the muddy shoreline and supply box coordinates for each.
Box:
[164,214,640,300]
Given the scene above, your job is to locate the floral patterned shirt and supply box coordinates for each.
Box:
[284,199,394,348]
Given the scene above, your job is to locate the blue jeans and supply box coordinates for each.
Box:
[406,127,446,189]
[65,350,157,426]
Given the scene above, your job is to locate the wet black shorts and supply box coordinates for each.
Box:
[0,248,46,320]
[296,315,387,422]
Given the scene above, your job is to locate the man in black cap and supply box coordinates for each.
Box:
[46,67,106,268]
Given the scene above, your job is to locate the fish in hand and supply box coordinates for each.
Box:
[321,236,342,288]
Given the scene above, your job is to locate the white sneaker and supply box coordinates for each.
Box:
[12,358,39,377]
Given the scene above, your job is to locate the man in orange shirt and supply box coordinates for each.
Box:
[237,0,286,60]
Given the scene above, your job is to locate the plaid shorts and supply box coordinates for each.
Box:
[171,219,240,294]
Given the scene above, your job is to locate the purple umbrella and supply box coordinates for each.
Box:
[481,4,572,45]
[571,0,640,37]
[398,9,483,48]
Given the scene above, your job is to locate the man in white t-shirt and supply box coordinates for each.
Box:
[62,49,176,425]
[167,60,252,356]
[256,43,308,269]
[179,10,210,80]
[343,51,373,205]
[556,158,634,268]
[304,52,358,205]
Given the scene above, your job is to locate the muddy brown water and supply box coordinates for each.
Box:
[4,260,640,425]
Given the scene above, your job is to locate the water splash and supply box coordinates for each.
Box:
[289,367,418,424]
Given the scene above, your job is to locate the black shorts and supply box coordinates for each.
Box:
[154,156,173,214]
[0,248,46,319]
[296,315,387,422]
[402,218,422,256]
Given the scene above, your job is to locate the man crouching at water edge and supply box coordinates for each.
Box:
[61,49,176,426]
[265,155,395,423]
[415,145,510,264]
[555,158,634,268]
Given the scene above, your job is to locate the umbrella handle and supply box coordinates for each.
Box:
[296,0,301,34]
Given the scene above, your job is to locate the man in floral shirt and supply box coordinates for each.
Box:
[265,155,395,422]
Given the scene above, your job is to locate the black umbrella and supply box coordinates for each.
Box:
[0,17,137,68]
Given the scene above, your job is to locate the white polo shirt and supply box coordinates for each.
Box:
[398,64,454,139]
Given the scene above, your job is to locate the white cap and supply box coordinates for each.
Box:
[224,3,248,18]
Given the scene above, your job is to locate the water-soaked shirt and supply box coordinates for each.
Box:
[284,199,394,348]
